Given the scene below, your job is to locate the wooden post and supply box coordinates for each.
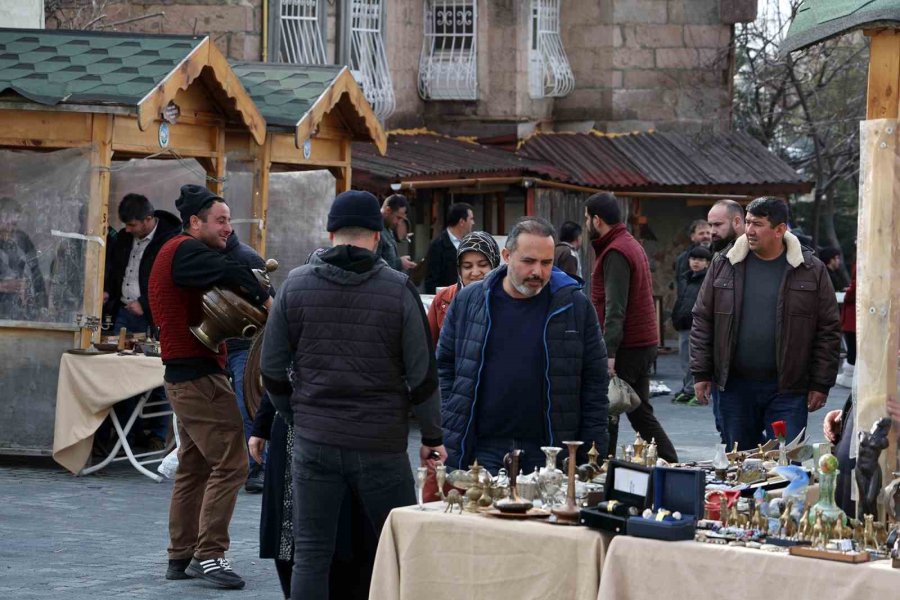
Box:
[497,191,506,234]
[855,119,900,508]
[250,136,272,255]
[525,186,535,216]
[208,128,227,196]
[84,114,113,324]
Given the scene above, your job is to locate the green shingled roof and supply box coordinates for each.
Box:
[231,62,346,128]
[0,28,204,107]
[783,1,900,53]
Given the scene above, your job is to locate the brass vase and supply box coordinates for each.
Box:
[552,441,583,523]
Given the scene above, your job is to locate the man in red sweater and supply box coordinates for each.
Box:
[149,185,271,590]
[585,192,677,463]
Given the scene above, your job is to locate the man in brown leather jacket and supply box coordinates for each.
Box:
[690,197,840,450]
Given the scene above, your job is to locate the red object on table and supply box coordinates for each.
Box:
[771,420,787,441]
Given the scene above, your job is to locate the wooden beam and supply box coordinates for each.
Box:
[525,186,535,216]
[137,39,207,133]
[0,109,92,148]
[112,115,218,157]
[250,136,272,254]
[84,114,113,323]
[866,31,900,119]
[208,127,226,196]
[856,118,900,509]
[497,192,506,234]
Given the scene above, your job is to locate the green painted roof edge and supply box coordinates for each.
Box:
[783,4,900,53]
[230,61,346,128]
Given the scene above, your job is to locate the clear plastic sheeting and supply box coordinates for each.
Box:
[264,170,335,289]
[0,148,92,325]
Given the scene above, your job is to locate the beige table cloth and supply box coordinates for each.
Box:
[52,352,164,474]
[369,503,612,600]
[598,534,898,600]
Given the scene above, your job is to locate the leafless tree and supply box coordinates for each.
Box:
[45,0,163,32]
[733,0,867,255]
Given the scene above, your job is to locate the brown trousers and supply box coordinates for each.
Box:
[164,374,248,560]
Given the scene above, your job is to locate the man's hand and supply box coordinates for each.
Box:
[420,444,447,467]
[263,297,273,311]
[807,390,827,412]
[126,300,143,316]
[248,436,266,465]
[400,255,417,270]
[607,357,616,376]
[823,409,843,444]
[103,291,109,303]
[693,381,711,406]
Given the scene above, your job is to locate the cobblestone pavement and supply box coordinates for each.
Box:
[0,350,850,599]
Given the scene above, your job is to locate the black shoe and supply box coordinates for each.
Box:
[244,464,264,494]
[186,557,245,589]
[166,558,193,580]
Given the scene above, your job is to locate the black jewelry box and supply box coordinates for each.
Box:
[627,466,705,541]
[580,460,652,535]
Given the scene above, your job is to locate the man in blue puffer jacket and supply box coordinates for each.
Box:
[437,217,609,474]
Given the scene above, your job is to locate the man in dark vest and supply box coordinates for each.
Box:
[586,192,677,463]
[149,185,271,590]
[260,190,445,600]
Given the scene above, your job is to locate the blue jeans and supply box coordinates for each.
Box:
[113,307,169,440]
[717,377,807,451]
[226,349,261,469]
[474,437,546,475]
[290,435,414,600]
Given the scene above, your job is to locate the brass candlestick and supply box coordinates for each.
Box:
[552,440,583,523]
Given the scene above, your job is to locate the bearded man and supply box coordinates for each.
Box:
[707,199,746,254]
[585,192,677,463]
[437,217,609,474]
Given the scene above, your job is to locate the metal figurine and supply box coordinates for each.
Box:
[633,433,646,464]
[435,465,463,514]
[551,440,584,524]
[856,417,891,520]
[645,438,658,467]
[587,442,600,470]
[464,461,486,512]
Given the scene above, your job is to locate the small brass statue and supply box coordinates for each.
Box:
[864,514,878,550]
[633,433,646,464]
[645,438,658,467]
[435,465,463,514]
[812,509,826,548]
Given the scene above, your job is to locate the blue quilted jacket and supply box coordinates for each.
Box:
[437,266,609,470]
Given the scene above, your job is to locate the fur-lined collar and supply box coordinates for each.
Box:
[726,231,804,268]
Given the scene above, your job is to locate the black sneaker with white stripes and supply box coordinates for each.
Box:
[185,557,246,589]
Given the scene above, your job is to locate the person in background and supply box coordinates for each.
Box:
[554,221,583,278]
[426,231,500,350]
[424,202,475,293]
[835,264,856,389]
[586,192,677,463]
[149,185,271,589]
[377,195,416,272]
[691,197,841,450]
[438,217,609,474]
[260,190,444,600]
[104,193,180,448]
[222,230,272,493]
[819,247,849,292]
[671,245,711,405]
[0,196,46,321]
[672,219,710,295]
[706,199,745,254]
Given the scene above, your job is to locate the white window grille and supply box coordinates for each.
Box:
[278,0,327,65]
[349,0,395,120]
[418,0,478,101]
[529,0,574,98]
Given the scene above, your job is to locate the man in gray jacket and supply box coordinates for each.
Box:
[260,190,445,600]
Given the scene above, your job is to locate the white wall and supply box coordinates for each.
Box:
[0,0,43,29]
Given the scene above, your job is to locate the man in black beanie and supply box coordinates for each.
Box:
[149,184,271,590]
[260,189,445,600]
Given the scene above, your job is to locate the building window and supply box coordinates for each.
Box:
[418,0,478,101]
[347,0,395,120]
[529,0,574,98]
[277,0,327,64]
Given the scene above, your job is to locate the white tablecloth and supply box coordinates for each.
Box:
[52,353,164,473]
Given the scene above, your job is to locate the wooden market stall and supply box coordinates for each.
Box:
[227,63,387,255]
[783,1,900,514]
[0,27,265,454]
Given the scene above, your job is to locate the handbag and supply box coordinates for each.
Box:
[608,375,641,416]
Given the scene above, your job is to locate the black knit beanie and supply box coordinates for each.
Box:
[327,190,383,232]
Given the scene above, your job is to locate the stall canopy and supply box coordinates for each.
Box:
[229,62,387,252]
[0,27,265,454]
[782,0,900,54]
[516,130,813,197]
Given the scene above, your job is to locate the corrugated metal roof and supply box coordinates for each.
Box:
[352,131,567,181]
[517,131,810,191]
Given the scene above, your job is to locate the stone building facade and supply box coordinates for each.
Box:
[48,0,758,136]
